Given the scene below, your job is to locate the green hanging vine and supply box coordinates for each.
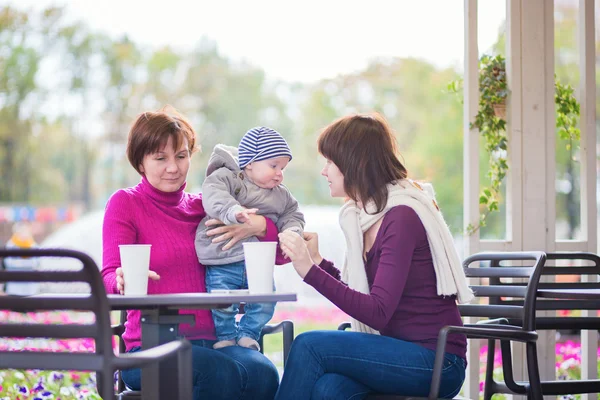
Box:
[555,80,581,156]
[448,54,581,235]
[468,54,508,234]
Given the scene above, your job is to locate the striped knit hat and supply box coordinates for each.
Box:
[238,126,293,169]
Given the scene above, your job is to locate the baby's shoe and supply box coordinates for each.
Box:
[237,336,260,351]
[213,339,236,349]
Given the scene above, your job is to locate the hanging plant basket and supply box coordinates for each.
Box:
[492,103,506,119]
[447,54,580,235]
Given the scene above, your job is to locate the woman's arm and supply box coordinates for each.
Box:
[286,207,421,330]
[278,231,340,276]
[261,217,294,265]
[101,190,136,294]
[261,216,278,241]
[205,214,279,247]
[315,259,342,281]
[205,215,290,263]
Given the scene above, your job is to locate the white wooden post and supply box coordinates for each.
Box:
[463,0,480,398]
[577,2,598,399]
[506,0,557,391]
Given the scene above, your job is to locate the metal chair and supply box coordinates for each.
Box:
[114,304,295,398]
[0,248,193,400]
[483,251,600,399]
[340,251,547,400]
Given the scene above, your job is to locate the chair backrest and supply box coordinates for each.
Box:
[534,252,600,311]
[459,251,547,331]
[486,252,600,327]
[0,248,114,390]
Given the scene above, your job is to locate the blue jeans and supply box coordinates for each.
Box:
[274,331,466,400]
[122,339,279,400]
[206,261,275,342]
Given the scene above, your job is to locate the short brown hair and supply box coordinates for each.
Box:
[318,113,408,213]
[127,106,199,174]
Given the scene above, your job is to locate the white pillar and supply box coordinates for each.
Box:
[507,0,557,391]
[463,1,480,397]
[578,2,598,399]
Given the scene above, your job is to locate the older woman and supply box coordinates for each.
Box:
[101,106,279,399]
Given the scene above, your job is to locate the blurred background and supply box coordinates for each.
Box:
[1,1,600,395]
[0,0,597,299]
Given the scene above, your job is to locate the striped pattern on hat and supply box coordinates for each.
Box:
[238,126,293,169]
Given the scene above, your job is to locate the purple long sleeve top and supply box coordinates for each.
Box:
[304,205,467,360]
[101,176,282,351]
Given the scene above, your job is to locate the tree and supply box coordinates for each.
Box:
[293,58,465,230]
[0,6,67,202]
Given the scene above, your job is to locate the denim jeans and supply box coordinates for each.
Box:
[274,330,466,400]
[205,261,275,342]
[121,339,279,400]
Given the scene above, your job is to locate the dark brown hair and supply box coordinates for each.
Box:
[318,113,408,213]
[127,105,199,174]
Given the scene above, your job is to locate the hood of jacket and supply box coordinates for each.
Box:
[206,144,241,176]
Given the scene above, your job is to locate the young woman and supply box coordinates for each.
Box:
[276,113,472,399]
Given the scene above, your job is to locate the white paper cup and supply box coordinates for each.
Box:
[119,244,152,295]
[243,242,276,294]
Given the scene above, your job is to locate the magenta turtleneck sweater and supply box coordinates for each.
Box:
[101,176,281,351]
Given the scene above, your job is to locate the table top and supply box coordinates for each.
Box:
[537,288,600,300]
[31,292,297,310]
[106,292,297,310]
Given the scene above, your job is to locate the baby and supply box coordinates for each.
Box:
[195,126,304,350]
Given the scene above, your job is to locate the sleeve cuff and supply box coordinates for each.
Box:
[303,263,320,284]
[225,205,245,225]
[261,218,278,241]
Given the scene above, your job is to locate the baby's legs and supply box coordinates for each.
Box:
[205,262,245,346]
[237,274,275,350]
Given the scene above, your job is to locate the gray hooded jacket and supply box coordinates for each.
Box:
[195,144,305,265]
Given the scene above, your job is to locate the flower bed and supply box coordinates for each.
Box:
[0,370,100,400]
[479,340,600,398]
[1,308,598,399]
[0,311,104,400]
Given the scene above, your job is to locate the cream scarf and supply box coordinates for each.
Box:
[339,179,474,334]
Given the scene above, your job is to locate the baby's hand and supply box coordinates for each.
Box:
[235,208,258,223]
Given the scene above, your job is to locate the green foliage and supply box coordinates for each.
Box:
[555,78,581,154]
[0,3,468,229]
[0,2,589,235]
[296,59,465,229]
[450,55,581,235]
[467,55,508,235]
[476,54,509,115]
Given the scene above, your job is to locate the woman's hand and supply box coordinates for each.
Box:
[303,232,323,265]
[115,267,160,295]
[234,208,258,223]
[278,231,314,278]
[206,215,267,251]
